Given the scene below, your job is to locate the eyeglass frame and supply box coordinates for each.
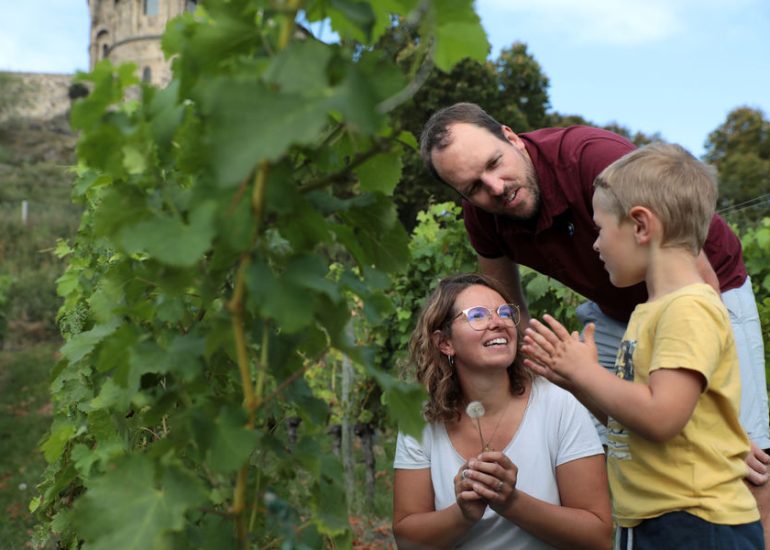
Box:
[451,303,521,331]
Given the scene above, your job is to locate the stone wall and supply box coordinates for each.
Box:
[0,72,74,123]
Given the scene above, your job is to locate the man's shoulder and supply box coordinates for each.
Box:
[522,126,636,175]
[522,125,634,149]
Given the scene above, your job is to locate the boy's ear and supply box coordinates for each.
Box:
[628,206,655,244]
[432,329,453,356]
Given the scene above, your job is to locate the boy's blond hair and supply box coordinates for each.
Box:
[593,142,717,253]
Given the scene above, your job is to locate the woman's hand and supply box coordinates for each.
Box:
[464,452,518,516]
[455,463,488,523]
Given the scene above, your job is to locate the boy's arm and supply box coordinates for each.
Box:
[521,329,609,426]
[572,364,703,442]
[523,315,704,443]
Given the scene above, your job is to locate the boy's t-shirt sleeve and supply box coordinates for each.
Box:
[648,295,729,387]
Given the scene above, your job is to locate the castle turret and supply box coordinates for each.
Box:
[88,0,198,86]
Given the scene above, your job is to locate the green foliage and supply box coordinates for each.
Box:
[38,1,489,547]
[0,274,12,342]
[546,113,662,149]
[705,107,770,225]
[0,345,56,547]
[0,128,79,343]
[386,202,478,357]
[600,122,663,148]
[740,218,770,371]
[494,43,550,130]
[519,266,583,333]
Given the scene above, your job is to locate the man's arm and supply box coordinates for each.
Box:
[477,255,531,325]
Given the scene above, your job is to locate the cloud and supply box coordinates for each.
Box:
[477,0,758,46]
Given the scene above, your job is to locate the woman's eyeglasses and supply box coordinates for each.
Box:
[452,304,520,331]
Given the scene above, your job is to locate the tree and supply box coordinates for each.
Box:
[704,107,770,224]
[546,112,592,128]
[601,122,662,148]
[547,113,662,148]
[495,42,550,130]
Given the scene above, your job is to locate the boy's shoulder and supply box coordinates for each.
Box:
[649,283,723,311]
[632,283,730,336]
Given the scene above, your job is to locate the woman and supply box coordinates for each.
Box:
[392,273,611,549]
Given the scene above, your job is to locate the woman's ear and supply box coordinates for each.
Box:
[432,329,453,356]
[628,205,655,244]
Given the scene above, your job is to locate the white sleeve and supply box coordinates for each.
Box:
[554,388,604,467]
[394,430,431,469]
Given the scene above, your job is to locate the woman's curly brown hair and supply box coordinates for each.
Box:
[408,273,529,424]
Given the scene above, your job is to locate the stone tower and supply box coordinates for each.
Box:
[88,0,198,86]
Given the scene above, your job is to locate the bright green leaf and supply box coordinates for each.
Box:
[382,382,427,438]
[61,320,121,365]
[41,420,77,464]
[118,200,217,267]
[355,151,402,194]
[200,79,330,187]
[264,41,332,95]
[433,22,489,72]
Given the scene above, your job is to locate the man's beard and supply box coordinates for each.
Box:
[503,164,541,223]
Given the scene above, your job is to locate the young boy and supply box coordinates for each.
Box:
[521,143,762,548]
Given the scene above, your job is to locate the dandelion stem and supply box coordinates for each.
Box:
[474,419,485,453]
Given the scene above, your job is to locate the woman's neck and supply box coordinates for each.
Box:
[460,373,524,415]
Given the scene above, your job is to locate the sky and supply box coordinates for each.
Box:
[1,0,769,158]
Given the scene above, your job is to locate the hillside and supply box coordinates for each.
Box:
[0,113,80,347]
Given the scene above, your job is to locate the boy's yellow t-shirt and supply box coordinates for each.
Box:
[607,283,759,527]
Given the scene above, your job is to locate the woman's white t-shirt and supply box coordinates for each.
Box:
[394,377,603,549]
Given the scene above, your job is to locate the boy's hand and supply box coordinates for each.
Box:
[521,315,600,384]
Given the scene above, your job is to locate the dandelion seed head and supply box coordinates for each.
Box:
[466,401,485,419]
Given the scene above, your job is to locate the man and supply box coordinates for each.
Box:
[420,102,770,539]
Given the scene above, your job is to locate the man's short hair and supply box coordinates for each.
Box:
[594,142,717,253]
[419,102,508,182]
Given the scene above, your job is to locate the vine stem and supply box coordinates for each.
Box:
[228,258,256,417]
[229,161,270,545]
[230,0,297,538]
[254,322,269,408]
[278,0,302,50]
